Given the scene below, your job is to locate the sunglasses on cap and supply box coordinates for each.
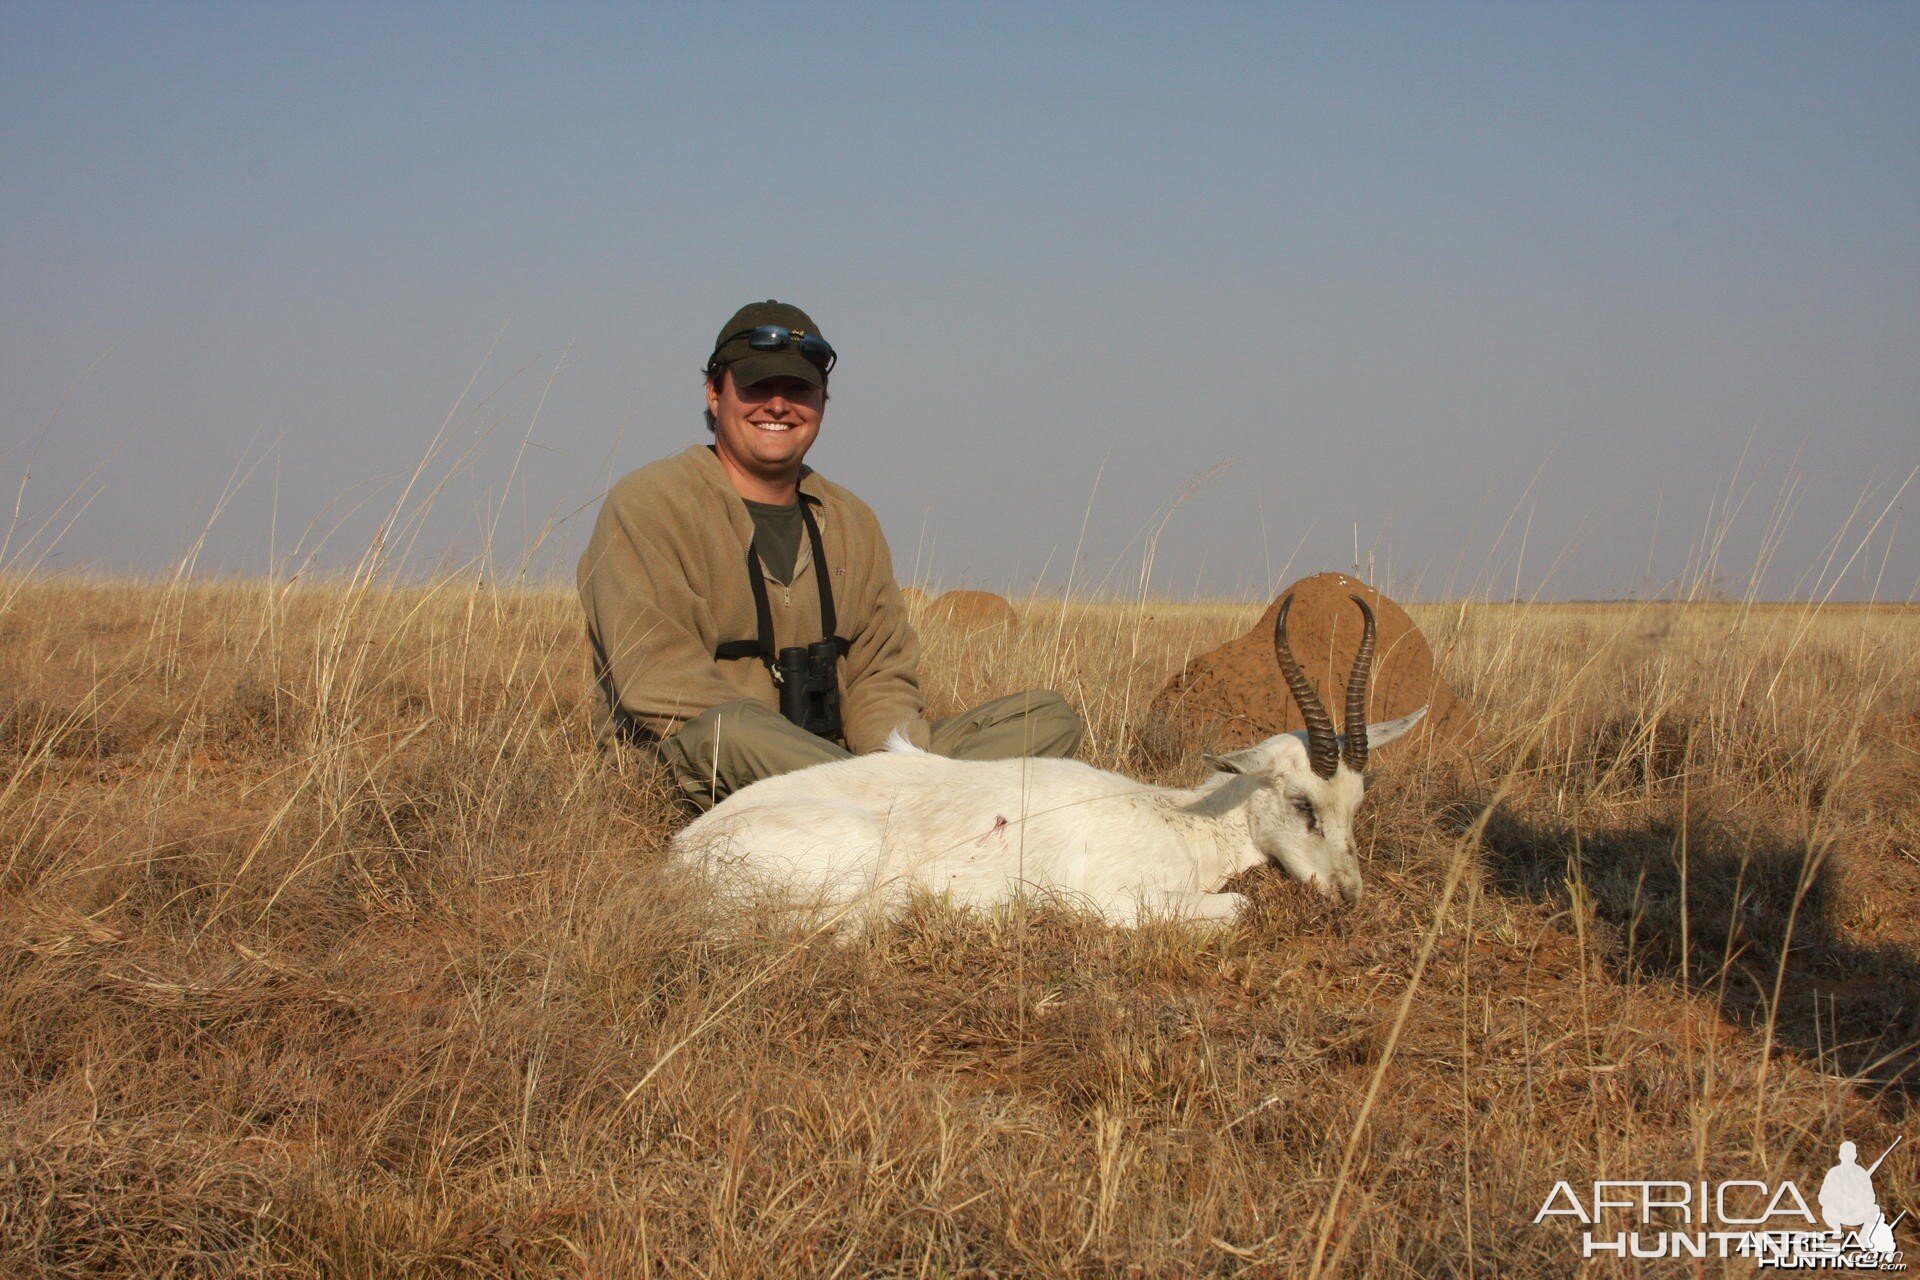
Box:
[708,325,837,376]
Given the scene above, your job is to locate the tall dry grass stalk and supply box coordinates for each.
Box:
[1,573,1916,1276]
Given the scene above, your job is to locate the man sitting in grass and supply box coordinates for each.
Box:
[578,299,1083,810]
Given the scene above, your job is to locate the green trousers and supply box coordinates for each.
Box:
[659,690,1084,811]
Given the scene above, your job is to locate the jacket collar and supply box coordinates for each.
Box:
[692,443,822,502]
[688,445,829,560]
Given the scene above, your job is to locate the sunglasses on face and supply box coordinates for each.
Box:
[710,325,837,375]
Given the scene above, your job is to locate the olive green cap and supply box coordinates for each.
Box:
[707,299,832,389]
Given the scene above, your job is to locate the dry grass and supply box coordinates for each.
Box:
[1,575,1916,1277]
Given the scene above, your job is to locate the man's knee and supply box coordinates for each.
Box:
[931,689,1083,762]
[660,698,851,810]
[1015,689,1084,758]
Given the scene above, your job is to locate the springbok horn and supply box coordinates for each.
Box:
[1342,595,1377,773]
[1273,595,1340,779]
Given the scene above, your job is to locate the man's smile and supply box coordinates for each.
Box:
[705,366,824,502]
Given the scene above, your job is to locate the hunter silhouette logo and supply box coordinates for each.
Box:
[1534,1135,1907,1267]
[1821,1140,1904,1260]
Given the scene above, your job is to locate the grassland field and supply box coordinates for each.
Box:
[1,575,1915,1277]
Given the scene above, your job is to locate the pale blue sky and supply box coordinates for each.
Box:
[4,2,1916,599]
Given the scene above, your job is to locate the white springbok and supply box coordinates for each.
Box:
[671,595,1425,929]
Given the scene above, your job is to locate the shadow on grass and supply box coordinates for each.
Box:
[1456,797,1920,1111]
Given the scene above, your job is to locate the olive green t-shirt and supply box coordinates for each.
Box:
[743,498,803,587]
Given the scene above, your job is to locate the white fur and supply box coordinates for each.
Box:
[881,727,925,754]
[671,708,1426,931]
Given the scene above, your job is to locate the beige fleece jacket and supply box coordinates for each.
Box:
[578,445,925,753]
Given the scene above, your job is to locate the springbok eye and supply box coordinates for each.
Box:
[1292,797,1319,831]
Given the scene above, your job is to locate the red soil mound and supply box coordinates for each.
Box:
[1148,572,1475,759]
[925,590,1019,633]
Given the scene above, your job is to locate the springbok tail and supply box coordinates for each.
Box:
[883,727,928,755]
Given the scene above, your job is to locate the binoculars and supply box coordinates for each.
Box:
[775,639,843,740]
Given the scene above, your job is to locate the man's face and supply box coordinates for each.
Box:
[707,370,825,492]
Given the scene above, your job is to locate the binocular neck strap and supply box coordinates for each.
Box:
[713,497,850,667]
[799,502,848,652]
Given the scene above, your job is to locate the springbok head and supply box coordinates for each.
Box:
[1204,594,1427,902]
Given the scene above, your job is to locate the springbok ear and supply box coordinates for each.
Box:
[1364,706,1428,749]
[1202,746,1266,776]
